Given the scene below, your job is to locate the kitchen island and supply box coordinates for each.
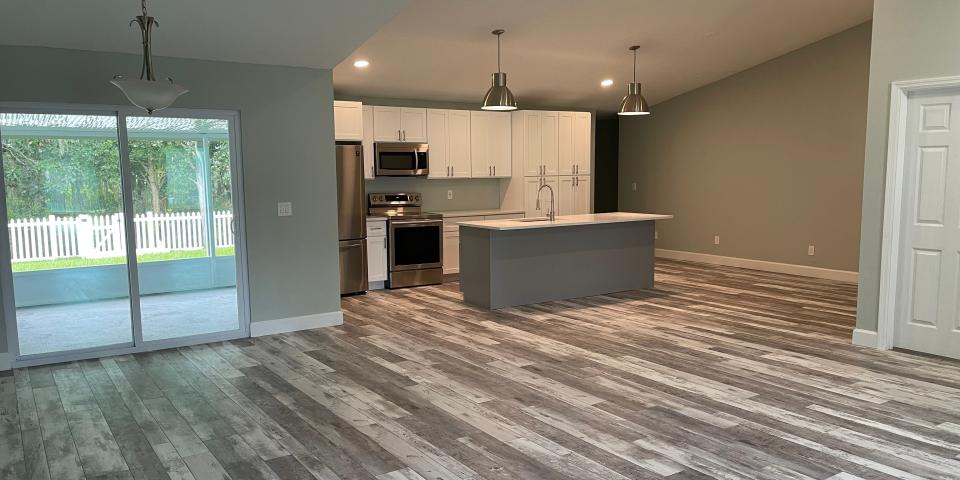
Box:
[457,212,673,309]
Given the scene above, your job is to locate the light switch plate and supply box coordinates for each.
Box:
[447,190,454,200]
[714,235,720,245]
[277,202,293,217]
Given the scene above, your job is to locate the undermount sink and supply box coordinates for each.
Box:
[511,216,551,222]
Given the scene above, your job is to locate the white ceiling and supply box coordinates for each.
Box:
[333,0,873,112]
[0,0,409,69]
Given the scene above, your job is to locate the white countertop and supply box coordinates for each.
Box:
[435,209,525,218]
[458,212,673,231]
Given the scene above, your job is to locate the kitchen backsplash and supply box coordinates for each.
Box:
[365,177,503,211]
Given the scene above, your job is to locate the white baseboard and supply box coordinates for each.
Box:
[851,328,879,348]
[655,249,859,283]
[0,352,10,371]
[250,310,343,337]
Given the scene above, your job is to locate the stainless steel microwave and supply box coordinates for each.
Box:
[374,142,429,177]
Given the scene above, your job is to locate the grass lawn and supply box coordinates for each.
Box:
[12,247,235,272]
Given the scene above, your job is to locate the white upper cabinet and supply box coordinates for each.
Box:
[373,106,402,141]
[333,101,363,141]
[427,109,472,179]
[426,109,449,179]
[558,112,575,176]
[374,106,427,142]
[400,108,428,142]
[514,110,584,178]
[558,111,590,175]
[448,110,472,177]
[541,111,559,176]
[518,111,542,177]
[574,112,591,175]
[362,105,375,179]
[470,111,511,177]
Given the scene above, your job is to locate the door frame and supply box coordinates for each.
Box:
[0,102,251,367]
[876,75,960,350]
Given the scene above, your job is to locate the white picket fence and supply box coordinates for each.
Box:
[7,211,234,262]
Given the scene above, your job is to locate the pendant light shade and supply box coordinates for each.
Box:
[618,46,650,116]
[111,0,188,114]
[481,29,517,111]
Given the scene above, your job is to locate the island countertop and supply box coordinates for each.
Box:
[457,212,673,231]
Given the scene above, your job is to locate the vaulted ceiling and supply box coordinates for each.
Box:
[0,0,409,69]
[333,0,873,112]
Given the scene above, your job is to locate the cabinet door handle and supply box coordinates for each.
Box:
[397,129,401,140]
[493,165,496,176]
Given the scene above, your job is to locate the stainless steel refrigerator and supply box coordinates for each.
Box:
[336,143,368,295]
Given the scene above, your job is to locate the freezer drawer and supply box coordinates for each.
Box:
[339,239,368,295]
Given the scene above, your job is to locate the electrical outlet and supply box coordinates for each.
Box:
[447,190,454,200]
[632,182,638,191]
[277,202,293,217]
[714,235,720,245]
[808,244,815,256]
[655,231,659,240]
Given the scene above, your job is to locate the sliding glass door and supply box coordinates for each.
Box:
[0,107,247,364]
[0,113,135,356]
[126,116,240,341]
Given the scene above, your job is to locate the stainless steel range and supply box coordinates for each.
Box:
[368,193,443,289]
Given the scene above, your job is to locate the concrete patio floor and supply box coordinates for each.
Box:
[14,287,239,356]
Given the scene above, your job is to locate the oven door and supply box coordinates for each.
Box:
[389,219,443,271]
[375,143,429,176]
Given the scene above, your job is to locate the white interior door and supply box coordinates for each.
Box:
[895,91,960,359]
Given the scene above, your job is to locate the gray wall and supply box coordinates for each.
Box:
[856,1,960,332]
[618,23,871,272]
[0,46,341,354]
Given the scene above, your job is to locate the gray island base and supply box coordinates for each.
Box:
[457,213,672,310]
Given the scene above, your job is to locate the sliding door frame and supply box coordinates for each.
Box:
[0,102,250,367]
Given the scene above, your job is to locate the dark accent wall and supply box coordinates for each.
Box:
[593,115,619,213]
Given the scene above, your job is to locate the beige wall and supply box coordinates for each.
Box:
[856,1,960,332]
[0,46,341,354]
[619,23,871,272]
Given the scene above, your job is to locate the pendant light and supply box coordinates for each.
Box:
[618,46,650,116]
[481,29,517,111]
[110,0,188,115]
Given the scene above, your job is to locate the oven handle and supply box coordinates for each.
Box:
[391,219,442,226]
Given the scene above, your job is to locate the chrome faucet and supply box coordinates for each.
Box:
[536,183,556,221]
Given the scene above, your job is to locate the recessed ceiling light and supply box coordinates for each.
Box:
[601,79,614,87]
[353,59,370,68]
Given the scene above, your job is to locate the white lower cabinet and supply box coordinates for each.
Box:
[443,231,459,275]
[367,219,387,285]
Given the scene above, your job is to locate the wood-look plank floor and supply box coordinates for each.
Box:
[3,259,960,479]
